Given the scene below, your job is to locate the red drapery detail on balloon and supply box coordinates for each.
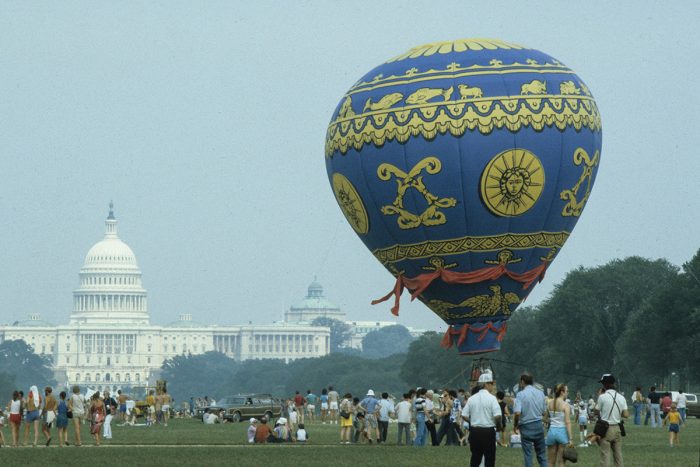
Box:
[371,262,548,316]
[439,322,508,349]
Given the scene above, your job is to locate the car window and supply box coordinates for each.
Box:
[231,398,245,405]
[686,394,697,403]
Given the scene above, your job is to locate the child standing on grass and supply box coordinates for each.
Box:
[663,403,682,447]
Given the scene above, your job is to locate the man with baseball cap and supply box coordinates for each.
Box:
[461,370,502,467]
[595,373,628,466]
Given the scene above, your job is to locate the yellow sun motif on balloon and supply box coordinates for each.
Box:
[480,149,545,217]
[332,173,369,235]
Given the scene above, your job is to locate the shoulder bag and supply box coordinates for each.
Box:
[594,391,622,438]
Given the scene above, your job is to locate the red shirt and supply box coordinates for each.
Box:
[294,394,305,406]
[254,424,272,443]
[661,396,672,413]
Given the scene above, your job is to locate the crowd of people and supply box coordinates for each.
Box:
[1,385,176,448]
[259,373,687,467]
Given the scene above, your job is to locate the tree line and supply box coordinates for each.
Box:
[162,250,699,401]
[1,250,697,403]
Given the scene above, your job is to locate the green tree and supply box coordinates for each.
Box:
[0,339,55,391]
[286,353,407,397]
[619,249,700,389]
[160,351,238,401]
[311,317,352,352]
[228,359,290,396]
[400,332,470,389]
[362,325,415,359]
[498,256,678,395]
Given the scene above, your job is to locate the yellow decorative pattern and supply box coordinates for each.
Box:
[429,285,521,319]
[332,173,369,235]
[560,148,600,217]
[373,231,570,265]
[480,149,545,217]
[348,59,571,95]
[386,39,526,63]
[325,95,601,157]
[377,156,457,229]
[484,250,522,265]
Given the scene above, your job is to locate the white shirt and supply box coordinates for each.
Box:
[203,413,218,424]
[296,429,307,441]
[595,390,628,424]
[675,393,687,409]
[462,389,502,428]
[394,400,412,423]
[378,399,394,421]
[424,398,435,415]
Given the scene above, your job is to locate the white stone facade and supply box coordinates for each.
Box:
[0,205,330,392]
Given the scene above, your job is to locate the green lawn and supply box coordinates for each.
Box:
[1,416,698,466]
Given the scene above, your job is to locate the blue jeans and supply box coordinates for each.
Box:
[633,402,642,425]
[397,422,411,445]
[413,413,427,446]
[650,404,662,427]
[519,421,547,467]
[678,407,686,422]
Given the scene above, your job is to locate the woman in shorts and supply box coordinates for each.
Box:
[162,389,172,427]
[7,391,22,446]
[55,391,69,447]
[320,388,329,424]
[25,386,42,447]
[545,384,574,466]
[68,385,85,446]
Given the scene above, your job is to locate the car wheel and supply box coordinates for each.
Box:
[232,411,241,423]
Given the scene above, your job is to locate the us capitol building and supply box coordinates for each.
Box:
[0,205,427,393]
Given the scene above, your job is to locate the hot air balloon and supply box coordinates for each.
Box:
[325,39,601,354]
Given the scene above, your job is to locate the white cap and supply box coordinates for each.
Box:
[367,389,375,396]
[250,418,257,424]
[478,370,494,383]
[278,417,287,424]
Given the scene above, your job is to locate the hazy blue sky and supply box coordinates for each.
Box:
[1,1,698,331]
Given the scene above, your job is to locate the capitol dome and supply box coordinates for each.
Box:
[70,203,149,325]
[285,279,346,323]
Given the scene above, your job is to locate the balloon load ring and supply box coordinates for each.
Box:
[326,38,601,355]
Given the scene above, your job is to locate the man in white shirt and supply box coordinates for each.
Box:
[327,387,339,424]
[595,374,628,467]
[675,391,687,422]
[394,393,412,445]
[377,392,394,443]
[462,371,502,467]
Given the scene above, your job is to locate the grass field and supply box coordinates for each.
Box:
[1,416,698,466]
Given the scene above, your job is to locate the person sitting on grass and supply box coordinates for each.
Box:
[663,403,683,447]
[202,409,218,424]
[272,417,292,442]
[296,423,308,443]
[254,417,273,444]
[247,418,258,443]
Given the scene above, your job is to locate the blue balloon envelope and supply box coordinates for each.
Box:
[325,39,602,354]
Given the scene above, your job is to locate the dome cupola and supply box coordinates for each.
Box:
[70,203,149,325]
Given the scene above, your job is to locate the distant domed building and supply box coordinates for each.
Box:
[285,280,346,323]
[0,204,330,392]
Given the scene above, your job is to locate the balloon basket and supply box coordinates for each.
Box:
[468,358,496,392]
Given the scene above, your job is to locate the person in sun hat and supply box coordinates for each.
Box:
[247,418,257,443]
[359,389,381,444]
[595,373,628,467]
[462,370,502,467]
